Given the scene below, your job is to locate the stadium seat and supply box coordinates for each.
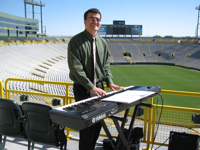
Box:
[22,102,67,150]
[0,98,26,149]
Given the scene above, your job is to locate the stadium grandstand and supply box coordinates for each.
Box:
[1,5,200,150]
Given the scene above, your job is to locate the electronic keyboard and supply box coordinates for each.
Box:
[49,86,161,130]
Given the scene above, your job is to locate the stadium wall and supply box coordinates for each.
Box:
[0,12,39,37]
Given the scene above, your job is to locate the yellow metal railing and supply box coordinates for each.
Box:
[142,90,200,150]
[161,89,200,97]
[126,56,132,63]
[4,78,73,104]
[0,79,3,98]
[2,78,200,149]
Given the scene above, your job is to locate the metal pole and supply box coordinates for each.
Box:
[32,0,34,19]
[40,1,43,34]
[197,9,199,38]
[24,0,27,18]
[44,26,46,34]
[195,5,200,38]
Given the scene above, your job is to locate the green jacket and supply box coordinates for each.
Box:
[68,30,113,91]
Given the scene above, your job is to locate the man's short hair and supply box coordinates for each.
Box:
[84,8,101,20]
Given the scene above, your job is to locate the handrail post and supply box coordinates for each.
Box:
[66,84,71,105]
[65,84,73,139]
[5,79,10,99]
[0,79,3,98]
[145,97,154,150]
[151,105,156,148]
[143,106,148,142]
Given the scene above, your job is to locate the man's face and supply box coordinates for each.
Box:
[84,12,101,34]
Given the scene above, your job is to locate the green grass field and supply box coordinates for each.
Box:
[109,65,200,109]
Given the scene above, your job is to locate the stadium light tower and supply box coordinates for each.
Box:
[195,5,200,38]
[24,0,45,34]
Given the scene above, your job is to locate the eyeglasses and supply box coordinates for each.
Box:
[88,17,101,22]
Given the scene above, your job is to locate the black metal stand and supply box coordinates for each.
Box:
[101,104,140,150]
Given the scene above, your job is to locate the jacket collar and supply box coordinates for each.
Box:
[84,30,98,41]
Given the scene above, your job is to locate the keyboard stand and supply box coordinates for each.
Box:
[100,104,140,150]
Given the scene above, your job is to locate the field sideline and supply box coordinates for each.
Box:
[109,65,200,109]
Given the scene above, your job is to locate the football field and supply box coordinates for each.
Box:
[110,65,200,109]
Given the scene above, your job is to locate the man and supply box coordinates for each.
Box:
[68,8,124,150]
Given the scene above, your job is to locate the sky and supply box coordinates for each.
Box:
[0,0,200,37]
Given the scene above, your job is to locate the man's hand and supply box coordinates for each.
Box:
[90,87,107,97]
[109,83,125,91]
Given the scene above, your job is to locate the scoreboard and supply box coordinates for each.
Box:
[132,25,142,35]
[113,20,125,25]
[98,20,142,36]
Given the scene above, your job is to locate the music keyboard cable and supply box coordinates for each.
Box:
[150,93,163,150]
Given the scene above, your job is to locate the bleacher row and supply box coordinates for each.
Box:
[103,36,200,42]
[108,42,200,69]
[0,43,73,100]
[0,36,69,43]
[1,36,199,44]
